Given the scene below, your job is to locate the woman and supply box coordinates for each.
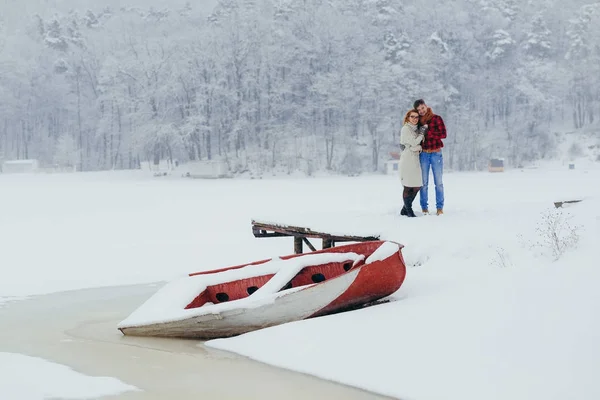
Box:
[399,109,424,217]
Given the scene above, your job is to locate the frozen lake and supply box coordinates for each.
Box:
[0,283,394,399]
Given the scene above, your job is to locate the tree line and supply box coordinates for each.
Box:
[0,0,598,174]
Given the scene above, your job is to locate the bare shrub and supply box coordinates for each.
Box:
[491,247,513,268]
[533,209,581,260]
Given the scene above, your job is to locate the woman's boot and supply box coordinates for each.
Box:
[403,188,417,218]
[404,200,417,217]
[401,187,409,216]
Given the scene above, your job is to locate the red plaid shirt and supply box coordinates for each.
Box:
[421,115,447,151]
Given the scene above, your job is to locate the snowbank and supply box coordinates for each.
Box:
[0,352,139,399]
[207,190,600,400]
[2,166,600,399]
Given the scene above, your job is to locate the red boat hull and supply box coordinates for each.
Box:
[118,241,406,339]
[310,243,406,317]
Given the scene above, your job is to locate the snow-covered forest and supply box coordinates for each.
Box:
[1,0,599,174]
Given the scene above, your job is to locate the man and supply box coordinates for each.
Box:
[413,99,447,215]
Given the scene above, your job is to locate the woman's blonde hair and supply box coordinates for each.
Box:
[403,109,419,125]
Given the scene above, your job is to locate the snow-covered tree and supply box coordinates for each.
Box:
[0,0,597,175]
[523,13,552,59]
[565,3,600,128]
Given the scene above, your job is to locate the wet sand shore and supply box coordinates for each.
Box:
[0,284,395,399]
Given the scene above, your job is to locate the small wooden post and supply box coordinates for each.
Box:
[553,199,583,208]
[294,236,303,254]
[323,238,333,249]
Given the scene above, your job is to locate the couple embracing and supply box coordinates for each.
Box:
[399,99,447,218]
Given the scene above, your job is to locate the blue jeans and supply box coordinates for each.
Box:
[419,151,444,211]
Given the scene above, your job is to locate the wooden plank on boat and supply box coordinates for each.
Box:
[251,220,380,254]
[252,220,379,242]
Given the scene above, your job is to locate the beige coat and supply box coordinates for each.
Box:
[399,123,424,187]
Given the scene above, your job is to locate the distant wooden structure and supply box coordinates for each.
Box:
[385,159,399,175]
[251,220,380,254]
[386,151,400,175]
[553,199,583,208]
[488,158,504,172]
[184,160,230,179]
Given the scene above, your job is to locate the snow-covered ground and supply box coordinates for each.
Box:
[1,162,599,399]
[0,352,138,399]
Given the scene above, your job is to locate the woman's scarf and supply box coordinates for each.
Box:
[406,122,418,131]
[400,122,418,151]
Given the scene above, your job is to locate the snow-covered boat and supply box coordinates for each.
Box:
[118,240,406,339]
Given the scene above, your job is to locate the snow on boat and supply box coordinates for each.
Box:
[118,240,406,339]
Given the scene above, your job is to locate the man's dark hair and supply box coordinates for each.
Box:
[413,99,425,109]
